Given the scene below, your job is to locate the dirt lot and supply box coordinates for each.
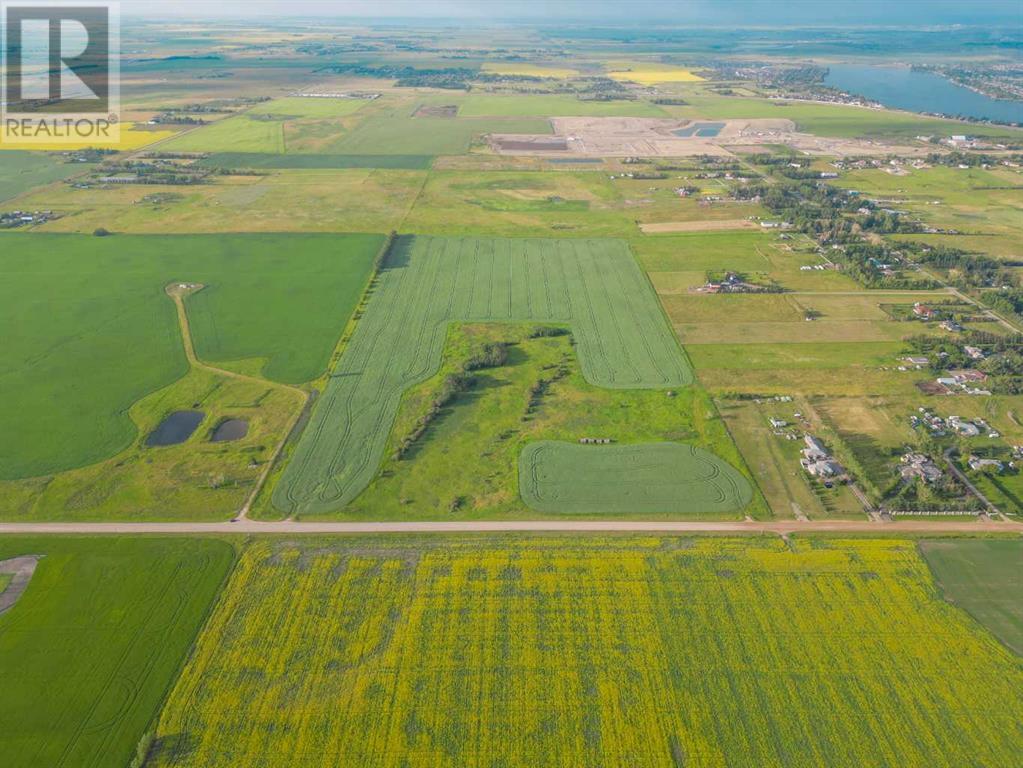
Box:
[640,219,759,233]
[413,104,458,118]
[490,116,928,158]
[0,555,40,615]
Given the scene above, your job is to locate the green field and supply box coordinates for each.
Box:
[317,323,763,522]
[688,341,905,370]
[921,539,1023,655]
[149,536,1023,767]
[519,441,752,514]
[0,151,82,203]
[634,231,775,273]
[326,109,553,155]
[16,170,423,234]
[0,537,234,768]
[274,235,694,516]
[198,153,433,169]
[0,233,380,479]
[255,97,370,118]
[2,366,302,521]
[163,115,286,153]
[460,94,668,117]
[403,170,635,237]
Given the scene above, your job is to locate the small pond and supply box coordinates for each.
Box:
[674,122,725,137]
[146,410,205,447]
[210,418,249,443]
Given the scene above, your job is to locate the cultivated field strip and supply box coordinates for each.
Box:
[274,236,692,515]
[519,441,752,514]
[149,537,1023,768]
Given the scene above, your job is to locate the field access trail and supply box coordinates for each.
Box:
[274,235,694,516]
[0,519,1019,535]
[167,283,307,518]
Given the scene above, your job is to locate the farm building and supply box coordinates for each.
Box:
[968,456,1004,473]
[913,303,936,320]
[803,435,828,459]
[900,453,943,483]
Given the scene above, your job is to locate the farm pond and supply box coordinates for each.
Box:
[211,418,249,442]
[146,410,204,446]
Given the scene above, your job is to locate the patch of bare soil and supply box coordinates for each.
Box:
[0,556,41,615]
[413,104,458,118]
[640,219,758,233]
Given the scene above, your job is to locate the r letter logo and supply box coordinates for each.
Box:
[1,2,120,146]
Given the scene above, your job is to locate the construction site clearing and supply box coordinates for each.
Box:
[489,117,931,158]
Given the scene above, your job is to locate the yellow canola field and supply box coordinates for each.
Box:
[608,67,704,84]
[0,122,178,151]
[149,537,1023,768]
[481,62,579,78]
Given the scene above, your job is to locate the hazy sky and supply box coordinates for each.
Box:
[121,0,1023,27]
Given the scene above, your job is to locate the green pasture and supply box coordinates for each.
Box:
[16,170,422,234]
[327,108,552,155]
[2,366,301,521]
[460,94,668,117]
[404,170,635,237]
[0,536,234,768]
[198,153,433,169]
[0,152,82,203]
[255,96,370,118]
[328,324,762,521]
[0,233,379,479]
[273,235,693,516]
[162,115,286,153]
[633,231,775,272]
[519,440,752,514]
[921,539,1023,656]
[688,341,904,371]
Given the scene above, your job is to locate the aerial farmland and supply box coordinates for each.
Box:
[0,3,1021,767]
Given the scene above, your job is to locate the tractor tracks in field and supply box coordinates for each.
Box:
[165,284,307,521]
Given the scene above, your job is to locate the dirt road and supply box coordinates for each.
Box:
[0,519,1019,536]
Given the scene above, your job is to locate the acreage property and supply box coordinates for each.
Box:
[519,441,752,514]
[148,536,1023,768]
[0,537,234,768]
[0,233,380,480]
[274,235,694,516]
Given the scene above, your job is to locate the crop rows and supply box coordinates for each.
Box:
[149,536,1023,767]
[0,537,234,768]
[274,236,692,515]
[519,441,752,514]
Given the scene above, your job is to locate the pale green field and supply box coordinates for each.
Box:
[162,115,286,153]
[19,170,424,234]
[329,324,764,522]
[461,94,668,117]
[274,235,694,516]
[519,441,752,514]
[256,96,370,118]
[403,170,635,237]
